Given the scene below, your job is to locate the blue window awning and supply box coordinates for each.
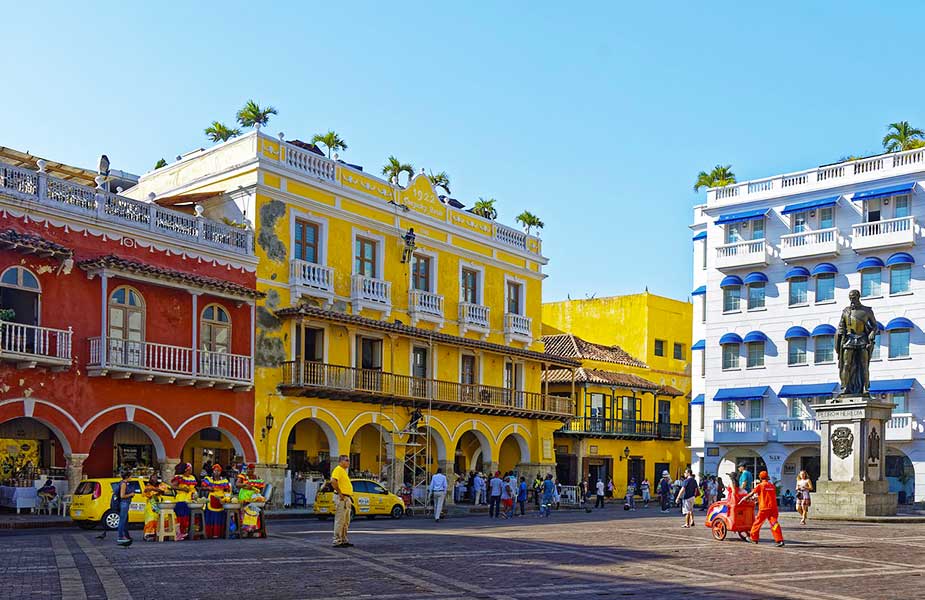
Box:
[692,339,706,351]
[811,262,838,276]
[714,208,771,226]
[785,266,811,279]
[714,386,770,402]
[852,182,916,202]
[743,271,768,284]
[719,333,743,345]
[692,231,707,241]
[857,257,885,271]
[691,394,705,405]
[886,252,915,267]
[720,275,743,288]
[812,324,836,336]
[778,382,839,399]
[784,326,811,339]
[691,285,706,296]
[885,317,914,331]
[781,196,840,215]
[743,331,768,343]
[869,379,916,394]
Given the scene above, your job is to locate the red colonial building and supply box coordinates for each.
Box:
[0,148,260,499]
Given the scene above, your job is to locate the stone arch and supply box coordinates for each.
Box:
[886,445,916,504]
[780,446,820,493]
[497,427,531,463]
[273,406,343,463]
[173,412,258,462]
[79,405,171,461]
[452,424,493,466]
[0,398,79,456]
[715,447,769,488]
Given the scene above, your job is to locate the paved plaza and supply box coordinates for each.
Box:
[1,510,923,599]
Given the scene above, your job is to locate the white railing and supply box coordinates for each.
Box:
[494,224,527,250]
[0,321,72,362]
[778,418,819,432]
[852,216,914,239]
[351,274,391,305]
[717,239,765,258]
[715,418,766,434]
[886,413,914,441]
[707,146,925,206]
[504,313,532,338]
[0,162,252,255]
[290,259,334,293]
[781,228,837,249]
[459,302,490,329]
[409,290,444,317]
[199,350,252,383]
[283,143,337,182]
[88,337,252,385]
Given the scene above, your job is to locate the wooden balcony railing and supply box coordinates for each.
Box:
[279,361,573,419]
[560,417,683,440]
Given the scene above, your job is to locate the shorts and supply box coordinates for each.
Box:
[502,498,513,509]
[681,498,695,515]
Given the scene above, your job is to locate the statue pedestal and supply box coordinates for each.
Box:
[813,396,897,518]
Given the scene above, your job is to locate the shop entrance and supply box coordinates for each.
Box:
[85,423,161,478]
[627,457,645,488]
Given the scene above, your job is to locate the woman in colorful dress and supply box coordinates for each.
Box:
[142,474,169,541]
[170,462,198,541]
[202,463,230,538]
[237,464,266,537]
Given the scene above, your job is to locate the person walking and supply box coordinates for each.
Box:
[429,468,448,522]
[533,474,543,509]
[595,478,605,508]
[330,455,354,548]
[517,476,528,516]
[658,471,672,512]
[676,469,698,528]
[796,470,813,525]
[472,472,485,505]
[607,478,614,499]
[742,470,785,547]
[624,478,637,510]
[715,476,726,501]
[115,470,134,546]
[738,463,754,493]
[488,471,503,518]
[540,474,556,517]
[640,478,650,508]
[500,476,514,519]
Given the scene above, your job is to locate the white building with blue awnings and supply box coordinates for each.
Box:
[689,148,925,502]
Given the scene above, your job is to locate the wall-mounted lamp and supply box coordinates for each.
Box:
[260,412,275,440]
[619,446,630,461]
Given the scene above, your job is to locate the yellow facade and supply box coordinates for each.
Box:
[127,132,576,499]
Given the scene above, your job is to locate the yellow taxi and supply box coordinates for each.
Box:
[313,478,405,519]
[70,477,174,530]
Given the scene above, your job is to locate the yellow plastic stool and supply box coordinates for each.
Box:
[156,508,178,542]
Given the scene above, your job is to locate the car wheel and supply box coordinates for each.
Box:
[102,510,120,531]
[390,505,404,519]
[76,521,96,530]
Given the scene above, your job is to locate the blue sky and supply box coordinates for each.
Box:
[3,1,923,302]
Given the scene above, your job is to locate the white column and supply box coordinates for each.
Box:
[99,272,108,365]
[191,292,199,376]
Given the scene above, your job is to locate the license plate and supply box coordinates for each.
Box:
[319,507,328,513]
[130,503,145,512]
[72,510,82,516]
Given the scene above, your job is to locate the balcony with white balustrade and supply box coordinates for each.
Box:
[290,259,334,306]
[408,289,444,327]
[459,302,490,338]
[504,313,532,344]
[885,413,916,441]
[0,321,72,371]
[709,418,769,444]
[351,274,391,316]
[87,337,252,391]
[715,239,770,270]
[780,228,839,261]
[851,217,916,252]
[776,417,820,444]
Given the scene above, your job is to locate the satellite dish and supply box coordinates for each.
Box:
[98,154,110,176]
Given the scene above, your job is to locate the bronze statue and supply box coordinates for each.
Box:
[835,290,878,397]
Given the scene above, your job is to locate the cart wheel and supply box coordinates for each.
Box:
[738,531,749,541]
[711,519,727,541]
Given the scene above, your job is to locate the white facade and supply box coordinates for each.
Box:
[689,148,925,504]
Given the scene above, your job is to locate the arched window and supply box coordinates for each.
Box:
[201,304,231,354]
[108,286,145,341]
[0,266,41,325]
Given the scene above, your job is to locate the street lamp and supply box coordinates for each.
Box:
[261,412,275,440]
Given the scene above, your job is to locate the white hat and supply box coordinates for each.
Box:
[662,471,670,477]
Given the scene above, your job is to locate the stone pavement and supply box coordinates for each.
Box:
[1,508,924,599]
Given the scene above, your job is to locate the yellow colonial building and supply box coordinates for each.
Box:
[542,293,692,491]
[126,131,578,503]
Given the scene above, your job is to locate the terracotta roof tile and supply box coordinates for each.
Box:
[657,384,685,397]
[78,255,262,299]
[541,334,647,368]
[276,304,580,367]
[0,229,72,260]
[542,367,661,391]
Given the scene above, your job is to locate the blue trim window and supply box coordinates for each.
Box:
[815,336,835,364]
[892,393,907,414]
[789,398,812,419]
[894,195,911,219]
[789,277,808,306]
[861,268,882,298]
[819,206,834,229]
[788,338,807,366]
[748,399,762,419]
[815,273,835,303]
[871,335,881,361]
[722,343,740,370]
[724,401,737,419]
[723,286,741,313]
[889,329,910,359]
[890,264,911,295]
[747,282,766,310]
[746,341,765,368]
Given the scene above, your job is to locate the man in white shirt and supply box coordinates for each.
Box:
[488,472,503,518]
[429,468,448,522]
[473,472,485,505]
[595,479,606,508]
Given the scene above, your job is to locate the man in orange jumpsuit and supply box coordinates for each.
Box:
[741,470,784,547]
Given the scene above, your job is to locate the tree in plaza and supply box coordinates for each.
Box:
[693,165,736,192]
[515,210,544,236]
[382,155,415,186]
[471,197,498,220]
[427,170,451,195]
[236,100,278,130]
[882,121,925,152]
[204,121,242,143]
[311,131,348,159]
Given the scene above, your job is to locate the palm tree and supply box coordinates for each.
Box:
[154,158,167,170]
[427,171,451,194]
[471,197,498,220]
[515,210,544,235]
[311,130,348,158]
[236,100,278,130]
[693,165,736,192]
[381,155,414,185]
[204,121,242,143]
[882,121,925,152]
